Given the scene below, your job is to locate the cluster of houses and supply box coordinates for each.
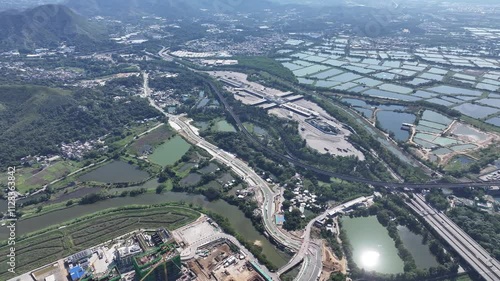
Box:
[151,89,181,108]
[235,187,254,199]
[287,174,322,217]
[0,45,75,58]
[61,139,106,160]
[20,155,61,166]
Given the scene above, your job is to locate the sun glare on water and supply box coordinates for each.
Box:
[360,250,380,268]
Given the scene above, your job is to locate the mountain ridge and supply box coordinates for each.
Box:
[65,0,275,18]
[0,4,105,50]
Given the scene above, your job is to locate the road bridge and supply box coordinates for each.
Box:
[407,194,500,281]
[278,196,372,278]
[205,80,500,189]
[144,70,500,281]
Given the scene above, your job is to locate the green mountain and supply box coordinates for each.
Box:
[0,85,159,166]
[66,0,274,18]
[0,4,104,50]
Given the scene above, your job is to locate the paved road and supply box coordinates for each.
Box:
[294,240,323,281]
[144,76,303,280]
[278,196,371,278]
[407,194,500,281]
[203,80,500,189]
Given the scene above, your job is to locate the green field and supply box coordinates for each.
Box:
[0,160,82,194]
[213,120,236,132]
[0,204,199,279]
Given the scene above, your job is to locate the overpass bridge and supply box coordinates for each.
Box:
[145,70,500,281]
[205,80,500,189]
[278,196,373,278]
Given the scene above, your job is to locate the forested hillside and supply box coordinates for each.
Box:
[0,85,159,166]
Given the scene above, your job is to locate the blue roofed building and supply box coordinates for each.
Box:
[275,214,285,225]
[69,266,85,281]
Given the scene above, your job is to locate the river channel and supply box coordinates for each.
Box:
[0,180,290,267]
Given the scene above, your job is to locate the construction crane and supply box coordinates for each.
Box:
[139,250,183,281]
[139,256,167,281]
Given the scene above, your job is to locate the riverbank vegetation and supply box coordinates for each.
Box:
[340,195,458,281]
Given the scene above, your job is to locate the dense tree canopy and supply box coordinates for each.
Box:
[0,85,160,166]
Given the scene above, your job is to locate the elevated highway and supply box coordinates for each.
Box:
[278,196,371,278]
[205,80,500,189]
[407,194,500,281]
[144,71,500,281]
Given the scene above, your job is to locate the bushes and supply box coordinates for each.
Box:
[448,207,500,260]
[79,192,108,205]
[203,187,221,201]
[129,188,147,197]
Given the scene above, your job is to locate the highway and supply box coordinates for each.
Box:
[294,240,323,281]
[143,70,500,281]
[202,80,500,189]
[278,196,371,277]
[407,194,500,281]
[143,75,307,279]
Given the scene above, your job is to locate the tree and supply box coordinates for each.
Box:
[469,163,481,174]
[283,209,303,231]
[204,187,221,201]
[66,200,74,207]
[329,272,346,281]
[425,189,449,211]
[283,189,295,200]
[376,210,391,226]
[156,184,166,194]
[282,200,292,211]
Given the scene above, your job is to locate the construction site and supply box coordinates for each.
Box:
[172,218,275,281]
[11,228,185,281]
[11,216,274,281]
[185,241,264,281]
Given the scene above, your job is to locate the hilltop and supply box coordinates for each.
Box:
[0,4,104,50]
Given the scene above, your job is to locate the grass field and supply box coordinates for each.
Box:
[0,160,83,194]
[110,121,160,149]
[0,204,199,279]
